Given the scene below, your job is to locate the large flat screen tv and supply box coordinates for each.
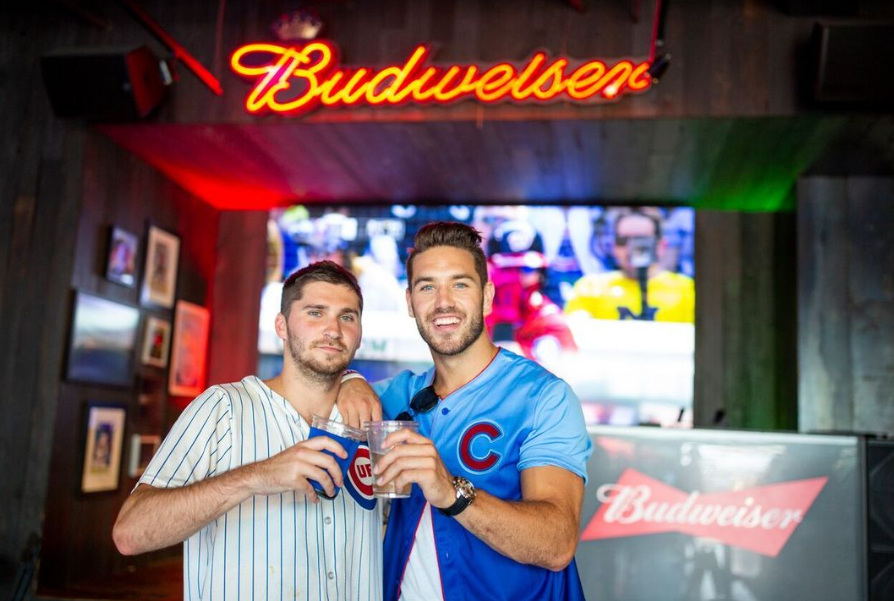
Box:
[259,204,694,427]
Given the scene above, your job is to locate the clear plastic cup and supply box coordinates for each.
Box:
[364,420,419,498]
[308,416,365,499]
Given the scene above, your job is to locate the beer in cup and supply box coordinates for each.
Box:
[364,420,419,498]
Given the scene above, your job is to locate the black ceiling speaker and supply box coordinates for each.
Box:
[809,22,894,108]
[41,45,167,121]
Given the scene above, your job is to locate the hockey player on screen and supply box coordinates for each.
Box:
[485,219,578,364]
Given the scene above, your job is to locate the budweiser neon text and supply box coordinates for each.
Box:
[230,41,653,116]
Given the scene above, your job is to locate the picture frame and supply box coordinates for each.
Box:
[140,316,171,368]
[140,225,180,309]
[127,433,161,478]
[81,403,126,493]
[66,291,141,387]
[169,300,210,397]
[105,226,139,287]
[136,374,165,431]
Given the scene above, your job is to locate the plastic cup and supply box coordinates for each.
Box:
[308,416,364,499]
[364,420,419,498]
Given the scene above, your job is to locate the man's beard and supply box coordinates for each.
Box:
[285,323,351,383]
[415,304,485,357]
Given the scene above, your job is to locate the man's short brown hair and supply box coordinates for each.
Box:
[614,209,663,240]
[406,222,489,287]
[280,260,363,317]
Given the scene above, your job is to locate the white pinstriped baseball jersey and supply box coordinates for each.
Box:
[139,375,383,601]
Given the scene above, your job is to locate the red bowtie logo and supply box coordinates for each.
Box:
[581,469,828,557]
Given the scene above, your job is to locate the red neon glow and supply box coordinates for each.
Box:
[230,41,652,116]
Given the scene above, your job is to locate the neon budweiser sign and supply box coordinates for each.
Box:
[230,41,652,116]
[581,469,828,557]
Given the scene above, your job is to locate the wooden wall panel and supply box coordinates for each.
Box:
[207,210,268,386]
[692,211,729,428]
[694,210,798,430]
[0,134,86,592]
[102,116,851,210]
[773,207,799,428]
[27,130,269,593]
[0,8,89,594]
[27,0,847,126]
[38,131,221,591]
[799,177,894,435]
[848,179,894,432]
[797,177,852,431]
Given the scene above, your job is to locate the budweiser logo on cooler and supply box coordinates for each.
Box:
[580,469,828,557]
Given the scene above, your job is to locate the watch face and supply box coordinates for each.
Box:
[439,477,476,517]
[455,477,476,500]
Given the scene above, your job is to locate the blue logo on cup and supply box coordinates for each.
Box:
[345,445,377,510]
[308,426,360,499]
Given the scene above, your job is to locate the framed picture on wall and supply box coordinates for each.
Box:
[66,291,141,387]
[127,433,161,478]
[169,300,210,397]
[137,374,165,431]
[140,316,171,368]
[81,403,126,493]
[105,226,139,287]
[140,225,180,308]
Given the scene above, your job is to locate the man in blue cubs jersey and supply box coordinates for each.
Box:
[342,222,592,600]
[113,262,382,601]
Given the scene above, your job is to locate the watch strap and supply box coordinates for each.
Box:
[437,477,475,517]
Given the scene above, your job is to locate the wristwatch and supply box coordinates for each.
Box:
[437,476,476,517]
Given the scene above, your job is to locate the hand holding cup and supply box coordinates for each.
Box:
[364,421,419,498]
[366,422,456,508]
[307,416,365,499]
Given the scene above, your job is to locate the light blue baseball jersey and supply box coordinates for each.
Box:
[139,375,383,601]
[373,348,592,601]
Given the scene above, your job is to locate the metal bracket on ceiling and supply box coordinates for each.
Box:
[118,0,223,96]
[648,0,671,82]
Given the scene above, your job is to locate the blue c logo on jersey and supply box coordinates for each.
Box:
[457,420,503,474]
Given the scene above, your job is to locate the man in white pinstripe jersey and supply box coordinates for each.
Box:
[113,261,383,601]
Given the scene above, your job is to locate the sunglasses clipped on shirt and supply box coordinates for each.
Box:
[396,385,440,421]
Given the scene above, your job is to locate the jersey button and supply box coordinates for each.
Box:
[324,516,332,525]
[328,571,335,580]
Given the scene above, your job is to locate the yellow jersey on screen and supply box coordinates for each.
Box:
[564,270,694,323]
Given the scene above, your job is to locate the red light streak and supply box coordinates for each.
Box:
[230,41,652,116]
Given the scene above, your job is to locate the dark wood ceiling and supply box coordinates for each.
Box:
[101,114,894,211]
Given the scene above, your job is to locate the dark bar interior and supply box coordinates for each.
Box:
[2,1,893,600]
